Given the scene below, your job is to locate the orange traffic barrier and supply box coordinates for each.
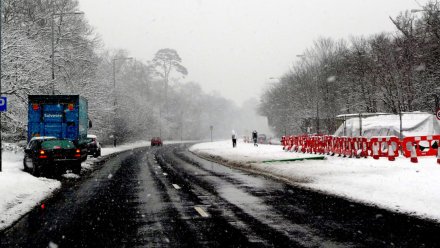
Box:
[437,145,440,164]
[281,136,287,150]
[401,135,440,158]
[367,136,400,161]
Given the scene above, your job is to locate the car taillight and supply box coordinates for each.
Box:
[39,150,47,159]
[75,149,81,158]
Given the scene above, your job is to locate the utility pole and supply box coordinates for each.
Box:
[0,0,3,172]
[210,125,213,142]
[316,100,320,134]
[51,11,55,94]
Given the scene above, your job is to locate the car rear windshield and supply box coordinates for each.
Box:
[41,140,75,149]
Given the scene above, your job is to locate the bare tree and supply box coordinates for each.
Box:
[152,48,188,110]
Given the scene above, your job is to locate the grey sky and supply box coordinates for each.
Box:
[78,0,425,106]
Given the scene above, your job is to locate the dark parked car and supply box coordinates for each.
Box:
[85,134,101,157]
[23,137,82,176]
[151,137,163,146]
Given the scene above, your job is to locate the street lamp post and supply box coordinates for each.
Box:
[112,57,133,147]
[51,11,84,95]
[210,125,213,142]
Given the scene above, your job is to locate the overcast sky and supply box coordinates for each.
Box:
[78,0,426,106]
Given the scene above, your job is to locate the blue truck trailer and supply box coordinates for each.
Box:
[27,95,89,161]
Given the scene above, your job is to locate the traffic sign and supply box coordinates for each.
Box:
[436,108,440,121]
[0,97,7,112]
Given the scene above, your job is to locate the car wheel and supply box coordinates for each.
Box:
[23,157,29,172]
[32,161,41,177]
[73,162,81,175]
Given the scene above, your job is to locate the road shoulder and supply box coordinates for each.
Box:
[189,140,440,223]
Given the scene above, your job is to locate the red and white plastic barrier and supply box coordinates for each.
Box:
[369,136,399,161]
[401,135,440,163]
[281,134,440,165]
[437,145,440,164]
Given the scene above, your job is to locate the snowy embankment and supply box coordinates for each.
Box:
[101,141,151,156]
[0,145,60,230]
[190,140,440,222]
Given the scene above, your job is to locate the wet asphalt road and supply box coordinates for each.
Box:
[1,144,440,247]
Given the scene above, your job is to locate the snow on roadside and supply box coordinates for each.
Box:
[190,140,440,222]
[0,140,152,231]
[0,145,60,231]
[101,141,150,156]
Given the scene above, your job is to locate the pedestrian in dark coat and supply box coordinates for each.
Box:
[232,130,237,148]
[252,130,258,147]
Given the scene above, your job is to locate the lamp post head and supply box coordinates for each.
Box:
[411,9,424,13]
[113,57,133,62]
[53,11,85,16]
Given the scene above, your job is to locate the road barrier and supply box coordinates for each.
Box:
[437,145,440,164]
[369,137,399,161]
[281,134,440,165]
[401,135,440,158]
[281,136,287,150]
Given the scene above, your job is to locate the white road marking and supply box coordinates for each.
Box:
[194,207,209,218]
[172,184,181,190]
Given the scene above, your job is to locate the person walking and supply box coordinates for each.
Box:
[252,130,258,147]
[232,130,237,148]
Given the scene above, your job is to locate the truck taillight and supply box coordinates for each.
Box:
[32,104,39,111]
[39,150,47,159]
[68,103,74,111]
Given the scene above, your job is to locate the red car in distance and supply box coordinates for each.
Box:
[151,137,163,146]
